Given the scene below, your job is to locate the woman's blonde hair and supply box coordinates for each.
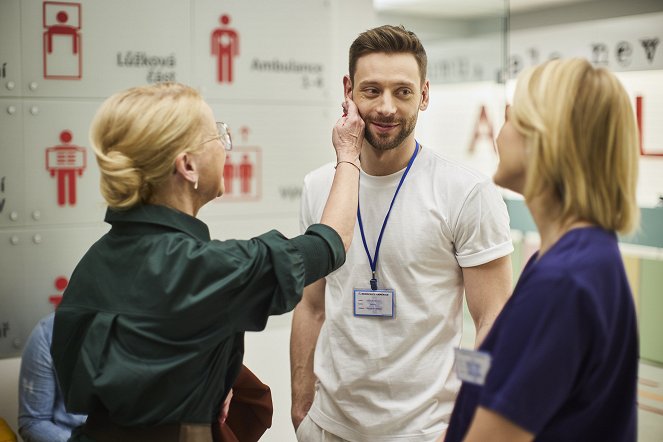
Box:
[90,82,206,209]
[511,58,640,234]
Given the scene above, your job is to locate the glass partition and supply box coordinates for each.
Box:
[374,0,509,178]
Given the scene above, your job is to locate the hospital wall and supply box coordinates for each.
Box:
[0,0,384,437]
[1,0,662,440]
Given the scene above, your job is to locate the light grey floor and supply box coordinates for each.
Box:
[638,362,663,441]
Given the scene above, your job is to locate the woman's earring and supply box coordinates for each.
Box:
[194,179,198,190]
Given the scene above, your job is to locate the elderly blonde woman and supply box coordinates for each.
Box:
[51,82,364,442]
[444,58,639,442]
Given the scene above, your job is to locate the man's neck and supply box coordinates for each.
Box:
[360,138,418,176]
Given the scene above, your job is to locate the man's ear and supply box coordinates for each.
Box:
[343,75,353,101]
[174,152,198,186]
[420,79,430,111]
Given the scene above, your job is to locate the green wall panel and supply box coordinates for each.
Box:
[511,236,523,287]
[505,199,663,249]
[640,259,663,364]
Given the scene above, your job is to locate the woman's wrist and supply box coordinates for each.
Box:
[335,160,361,172]
[335,153,361,171]
[336,153,360,163]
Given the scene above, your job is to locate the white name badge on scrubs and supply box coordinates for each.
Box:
[454,348,492,386]
[353,289,395,317]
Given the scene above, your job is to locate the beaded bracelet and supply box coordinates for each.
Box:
[335,160,361,172]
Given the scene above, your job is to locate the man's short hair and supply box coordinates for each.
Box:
[349,25,427,84]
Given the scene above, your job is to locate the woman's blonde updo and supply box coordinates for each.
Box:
[90,82,206,209]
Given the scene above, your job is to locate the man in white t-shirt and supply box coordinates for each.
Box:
[290,25,513,442]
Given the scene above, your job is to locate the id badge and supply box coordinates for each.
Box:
[454,348,492,386]
[353,288,395,318]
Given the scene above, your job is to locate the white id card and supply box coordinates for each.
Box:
[353,289,395,317]
[454,348,492,386]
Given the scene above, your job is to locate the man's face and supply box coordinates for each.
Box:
[346,52,429,151]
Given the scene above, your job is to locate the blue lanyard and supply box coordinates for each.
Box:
[357,141,420,290]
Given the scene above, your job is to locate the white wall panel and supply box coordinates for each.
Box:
[0,99,26,228]
[0,229,27,359]
[0,0,23,97]
[191,0,332,104]
[20,0,192,98]
[617,70,663,207]
[416,81,506,179]
[0,225,108,358]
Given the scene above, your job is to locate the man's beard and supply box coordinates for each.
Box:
[363,113,418,151]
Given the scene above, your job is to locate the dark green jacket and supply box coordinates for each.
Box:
[51,204,344,428]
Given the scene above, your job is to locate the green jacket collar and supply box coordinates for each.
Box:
[104,205,211,242]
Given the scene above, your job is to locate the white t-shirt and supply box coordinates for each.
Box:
[299,146,513,442]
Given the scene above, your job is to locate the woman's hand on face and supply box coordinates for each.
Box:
[332,99,364,162]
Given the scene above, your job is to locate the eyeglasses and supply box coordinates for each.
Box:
[201,121,232,151]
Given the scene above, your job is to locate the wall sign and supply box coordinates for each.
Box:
[510,12,663,76]
[45,129,86,207]
[43,1,82,80]
[211,13,239,84]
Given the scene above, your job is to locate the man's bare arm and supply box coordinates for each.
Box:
[462,255,512,347]
[290,278,326,430]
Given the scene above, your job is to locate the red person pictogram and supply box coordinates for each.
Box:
[45,130,86,207]
[240,126,250,143]
[48,276,68,309]
[211,14,239,83]
[44,10,79,55]
[42,2,82,79]
[239,154,253,195]
[224,153,236,195]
